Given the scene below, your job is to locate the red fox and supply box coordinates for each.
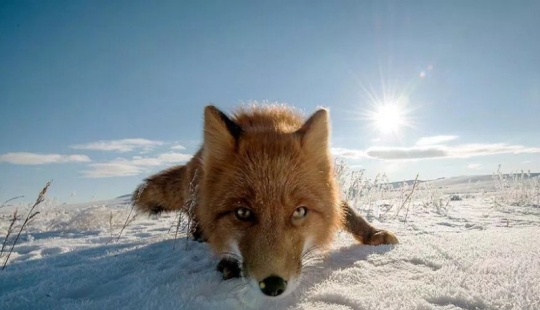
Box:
[132,104,398,298]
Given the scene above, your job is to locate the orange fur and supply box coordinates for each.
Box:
[132,104,398,297]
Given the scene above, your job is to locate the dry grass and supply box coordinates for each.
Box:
[0,210,18,259]
[1,181,52,271]
[335,161,540,227]
[492,165,540,208]
[0,196,24,210]
[393,174,419,222]
[334,160,465,221]
[334,159,423,221]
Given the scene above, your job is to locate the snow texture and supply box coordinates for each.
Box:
[1,181,539,310]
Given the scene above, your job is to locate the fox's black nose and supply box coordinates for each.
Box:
[259,276,287,296]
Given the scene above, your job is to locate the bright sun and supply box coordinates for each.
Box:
[370,103,406,134]
[355,77,417,136]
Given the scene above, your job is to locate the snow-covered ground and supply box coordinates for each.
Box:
[1,175,539,310]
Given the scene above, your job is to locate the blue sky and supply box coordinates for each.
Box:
[1,0,539,203]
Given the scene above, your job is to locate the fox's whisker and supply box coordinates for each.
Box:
[227,280,250,295]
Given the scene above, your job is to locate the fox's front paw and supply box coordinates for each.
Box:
[190,226,207,243]
[217,258,241,280]
[365,229,399,245]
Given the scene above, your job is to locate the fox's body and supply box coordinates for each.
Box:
[133,104,398,297]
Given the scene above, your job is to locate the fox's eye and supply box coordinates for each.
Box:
[292,206,308,222]
[235,207,254,221]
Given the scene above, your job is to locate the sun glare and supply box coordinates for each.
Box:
[371,103,406,134]
[354,75,419,137]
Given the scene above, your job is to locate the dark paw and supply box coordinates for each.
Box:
[190,224,207,243]
[217,258,241,280]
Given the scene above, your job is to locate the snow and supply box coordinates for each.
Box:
[1,177,539,310]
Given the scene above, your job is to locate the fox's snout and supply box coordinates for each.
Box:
[232,233,304,298]
[217,253,298,297]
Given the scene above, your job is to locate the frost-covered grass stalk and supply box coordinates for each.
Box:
[334,159,462,221]
[0,196,24,210]
[114,202,138,244]
[176,168,199,250]
[334,159,421,221]
[334,159,394,217]
[1,181,51,271]
[492,165,540,208]
[108,211,115,238]
[416,181,451,216]
[394,174,419,222]
[0,210,18,259]
[0,196,24,258]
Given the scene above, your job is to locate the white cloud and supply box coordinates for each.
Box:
[468,163,482,170]
[415,135,459,146]
[331,147,367,159]
[0,152,91,165]
[366,146,447,160]
[156,152,192,163]
[170,144,186,150]
[449,143,540,159]
[80,152,192,178]
[71,139,163,152]
[333,143,540,161]
[81,163,144,178]
[114,153,192,167]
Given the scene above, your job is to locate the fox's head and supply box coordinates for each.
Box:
[197,105,343,298]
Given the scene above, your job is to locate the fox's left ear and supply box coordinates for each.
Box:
[296,108,330,154]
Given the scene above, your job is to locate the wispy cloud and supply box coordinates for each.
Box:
[333,143,540,161]
[366,146,446,160]
[116,153,192,167]
[467,163,482,170]
[450,144,540,158]
[71,139,163,152]
[331,147,367,159]
[415,135,459,146]
[156,152,192,163]
[367,143,540,160]
[81,163,144,178]
[0,152,91,165]
[170,144,186,150]
[81,152,192,178]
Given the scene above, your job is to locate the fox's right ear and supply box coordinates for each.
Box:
[203,105,243,161]
[296,108,330,155]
